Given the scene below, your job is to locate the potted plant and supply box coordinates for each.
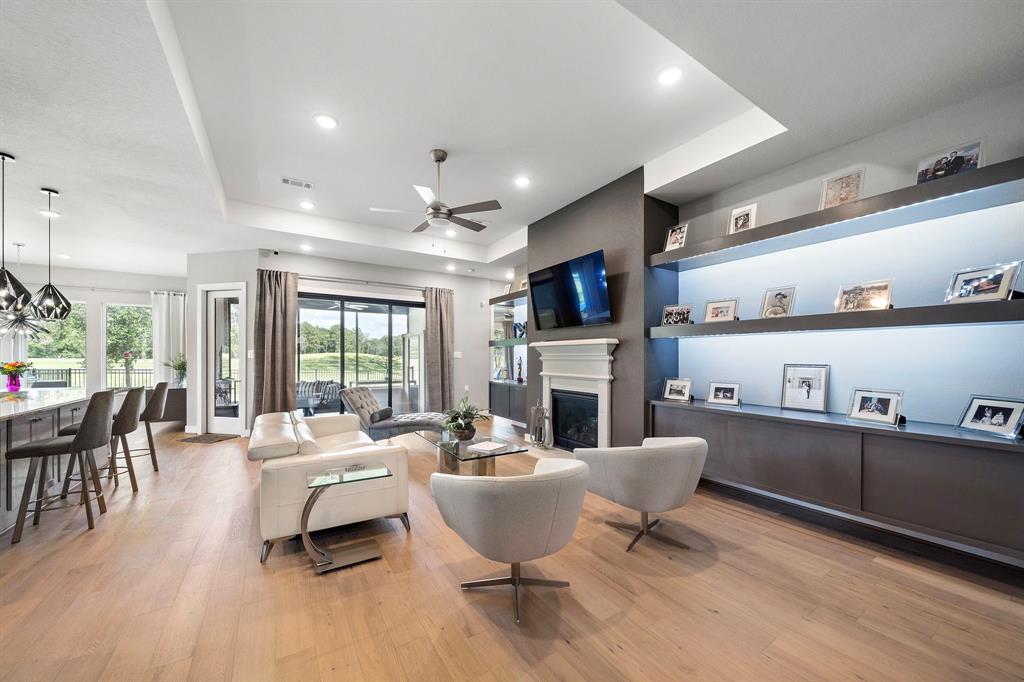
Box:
[164,353,187,388]
[443,395,490,441]
[1,361,33,392]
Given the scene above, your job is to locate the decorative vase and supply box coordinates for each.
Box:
[6,375,20,392]
[450,427,476,441]
[175,371,187,388]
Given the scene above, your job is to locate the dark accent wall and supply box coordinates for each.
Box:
[527,169,677,446]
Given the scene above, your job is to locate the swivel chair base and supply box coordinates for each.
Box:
[607,511,691,552]
[461,561,569,624]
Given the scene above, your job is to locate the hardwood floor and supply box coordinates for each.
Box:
[0,421,1021,682]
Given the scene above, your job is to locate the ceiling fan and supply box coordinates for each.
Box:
[370,149,501,233]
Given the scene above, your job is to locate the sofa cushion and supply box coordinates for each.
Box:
[369,407,393,423]
[293,419,322,456]
[315,430,376,453]
[248,412,299,461]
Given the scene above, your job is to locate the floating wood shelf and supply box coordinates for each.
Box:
[488,338,529,347]
[649,156,1024,273]
[488,289,529,306]
[648,300,1024,338]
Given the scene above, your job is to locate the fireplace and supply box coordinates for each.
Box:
[551,389,599,450]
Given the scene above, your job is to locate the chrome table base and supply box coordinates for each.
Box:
[607,511,691,552]
[461,561,569,624]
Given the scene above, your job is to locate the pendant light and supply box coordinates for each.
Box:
[0,152,33,313]
[0,244,48,339]
[31,188,71,320]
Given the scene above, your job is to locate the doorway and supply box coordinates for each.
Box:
[205,290,243,434]
[297,294,425,415]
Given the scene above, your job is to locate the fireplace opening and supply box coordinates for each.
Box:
[551,389,598,450]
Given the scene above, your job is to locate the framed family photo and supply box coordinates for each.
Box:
[847,388,903,425]
[704,298,738,322]
[944,261,1021,304]
[820,168,865,210]
[916,140,983,184]
[760,286,796,318]
[781,364,829,413]
[662,304,693,326]
[835,279,893,312]
[662,378,693,402]
[707,381,741,406]
[956,395,1024,439]
[728,203,757,234]
[663,224,688,251]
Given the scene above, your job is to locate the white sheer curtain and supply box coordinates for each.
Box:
[151,290,186,385]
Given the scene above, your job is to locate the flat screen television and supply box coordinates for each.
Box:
[528,249,611,330]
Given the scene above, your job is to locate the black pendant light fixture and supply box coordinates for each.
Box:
[0,152,33,314]
[31,187,71,320]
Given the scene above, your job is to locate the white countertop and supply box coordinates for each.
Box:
[0,387,89,420]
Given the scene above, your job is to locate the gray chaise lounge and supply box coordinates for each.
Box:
[339,386,446,439]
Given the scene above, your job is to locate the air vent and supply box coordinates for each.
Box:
[281,176,314,190]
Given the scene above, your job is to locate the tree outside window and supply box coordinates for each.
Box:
[27,302,87,387]
[105,305,153,388]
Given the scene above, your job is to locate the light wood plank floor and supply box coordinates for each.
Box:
[0,421,1022,682]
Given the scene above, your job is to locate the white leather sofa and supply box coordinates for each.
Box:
[247,411,409,562]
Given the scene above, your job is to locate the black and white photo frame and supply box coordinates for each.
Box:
[662,304,693,326]
[662,378,693,402]
[760,286,796,318]
[820,167,865,210]
[728,203,757,234]
[847,388,904,425]
[707,381,741,406]
[663,224,688,252]
[956,395,1024,439]
[781,364,829,413]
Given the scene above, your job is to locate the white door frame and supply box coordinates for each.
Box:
[195,282,247,435]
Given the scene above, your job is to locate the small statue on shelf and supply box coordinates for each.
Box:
[516,357,524,384]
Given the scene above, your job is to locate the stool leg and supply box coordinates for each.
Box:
[121,434,138,493]
[33,456,48,526]
[108,437,119,487]
[78,452,94,529]
[86,450,106,514]
[60,454,76,499]
[12,458,39,544]
[145,421,159,472]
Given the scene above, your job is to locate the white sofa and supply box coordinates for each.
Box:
[247,411,409,562]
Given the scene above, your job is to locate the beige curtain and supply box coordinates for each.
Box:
[253,269,298,418]
[424,287,454,411]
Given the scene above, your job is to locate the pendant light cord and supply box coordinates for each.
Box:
[1,158,5,268]
[47,192,52,281]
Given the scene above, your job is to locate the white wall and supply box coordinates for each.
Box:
[1,264,185,392]
[184,248,502,430]
[671,81,1024,425]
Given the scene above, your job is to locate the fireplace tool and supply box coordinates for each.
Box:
[528,400,549,449]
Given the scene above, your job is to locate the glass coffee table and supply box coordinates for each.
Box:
[302,463,392,574]
[416,431,527,476]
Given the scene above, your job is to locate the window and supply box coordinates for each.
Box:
[105,304,153,388]
[27,301,87,388]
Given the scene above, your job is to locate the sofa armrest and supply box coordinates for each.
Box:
[304,413,361,437]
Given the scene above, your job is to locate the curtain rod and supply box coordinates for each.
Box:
[298,274,426,293]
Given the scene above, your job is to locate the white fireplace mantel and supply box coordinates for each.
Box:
[530,338,618,448]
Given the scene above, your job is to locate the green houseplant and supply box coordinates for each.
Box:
[443,395,490,441]
[163,353,187,387]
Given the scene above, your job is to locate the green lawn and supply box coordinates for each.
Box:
[29,358,155,370]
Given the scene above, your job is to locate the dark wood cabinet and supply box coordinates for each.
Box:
[489,381,527,424]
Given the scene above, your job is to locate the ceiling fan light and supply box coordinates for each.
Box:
[427,216,449,228]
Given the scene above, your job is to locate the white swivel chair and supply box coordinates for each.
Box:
[430,458,589,623]
[574,437,707,552]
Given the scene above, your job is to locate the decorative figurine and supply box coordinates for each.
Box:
[516,357,524,384]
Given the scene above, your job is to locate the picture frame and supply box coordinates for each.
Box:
[781,364,829,413]
[944,261,1021,304]
[728,203,758,234]
[663,224,688,252]
[760,286,796,318]
[661,304,693,326]
[662,378,693,402]
[956,394,1024,439]
[847,388,903,425]
[820,167,866,210]
[916,140,983,184]
[518,278,528,292]
[707,381,741,406]
[834,279,894,313]
[704,298,738,322]
[502,282,513,295]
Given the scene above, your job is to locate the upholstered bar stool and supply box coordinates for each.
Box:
[7,390,114,544]
[60,387,146,493]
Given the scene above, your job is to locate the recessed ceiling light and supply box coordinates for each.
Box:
[514,176,531,188]
[658,67,682,86]
[38,209,61,218]
[467,268,475,273]
[313,114,337,129]
[445,228,456,237]
[299,200,315,210]
[300,244,312,252]
[505,270,514,280]
[445,264,456,271]
[57,254,71,259]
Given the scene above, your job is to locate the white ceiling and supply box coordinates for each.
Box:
[622,0,1024,202]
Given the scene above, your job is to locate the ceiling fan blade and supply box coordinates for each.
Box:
[450,215,487,232]
[369,207,421,214]
[449,199,502,215]
[412,220,431,233]
[413,185,436,205]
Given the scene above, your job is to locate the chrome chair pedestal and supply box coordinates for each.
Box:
[607,511,691,552]
[461,562,570,624]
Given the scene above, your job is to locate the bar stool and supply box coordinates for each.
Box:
[8,390,114,544]
[134,382,168,472]
[59,387,146,493]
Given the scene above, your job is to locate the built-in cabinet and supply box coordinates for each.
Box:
[488,289,529,424]
[489,381,527,424]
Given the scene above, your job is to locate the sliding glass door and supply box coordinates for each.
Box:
[297,294,425,415]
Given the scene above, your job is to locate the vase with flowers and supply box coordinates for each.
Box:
[163,353,187,388]
[2,361,32,392]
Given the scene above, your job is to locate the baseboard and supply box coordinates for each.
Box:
[185,424,200,434]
